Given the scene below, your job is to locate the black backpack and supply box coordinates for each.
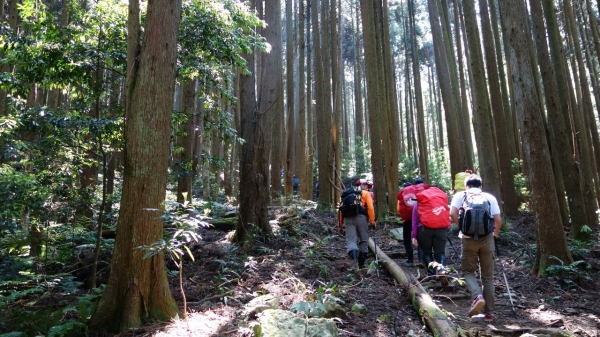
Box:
[458,191,494,240]
[339,186,366,217]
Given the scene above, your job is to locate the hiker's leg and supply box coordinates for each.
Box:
[431,228,448,262]
[461,237,482,299]
[479,234,495,312]
[402,220,414,262]
[344,217,359,253]
[356,214,370,254]
[417,227,435,275]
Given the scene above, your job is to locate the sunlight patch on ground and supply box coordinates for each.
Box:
[153,307,237,336]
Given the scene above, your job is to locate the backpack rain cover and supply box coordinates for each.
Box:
[415,187,450,229]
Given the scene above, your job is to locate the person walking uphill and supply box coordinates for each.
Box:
[450,174,502,322]
[339,179,376,268]
[411,183,450,280]
[397,178,427,265]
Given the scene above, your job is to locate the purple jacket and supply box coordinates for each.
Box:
[411,202,423,239]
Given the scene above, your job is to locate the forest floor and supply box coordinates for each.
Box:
[117,201,600,337]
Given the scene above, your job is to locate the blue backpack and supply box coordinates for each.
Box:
[339,186,365,217]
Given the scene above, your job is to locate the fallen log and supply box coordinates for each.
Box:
[368,237,459,337]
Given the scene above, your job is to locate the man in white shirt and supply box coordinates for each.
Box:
[450,174,502,322]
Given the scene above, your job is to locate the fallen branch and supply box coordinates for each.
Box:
[368,238,459,337]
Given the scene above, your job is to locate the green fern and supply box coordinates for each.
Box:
[47,321,87,337]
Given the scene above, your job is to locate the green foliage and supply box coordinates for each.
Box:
[353,136,371,175]
[305,236,333,263]
[140,198,208,264]
[427,149,451,191]
[568,239,593,257]
[511,159,530,211]
[47,321,87,337]
[545,256,592,288]
[290,300,327,317]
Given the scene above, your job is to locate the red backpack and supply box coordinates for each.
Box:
[397,184,428,221]
[416,186,450,229]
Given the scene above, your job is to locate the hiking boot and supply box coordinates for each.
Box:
[348,250,358,265]
[468,295,486,317]
[358,251,367,268]
[404,258,414,266]
[484,313,494,322]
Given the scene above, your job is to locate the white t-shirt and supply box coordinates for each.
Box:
[450,188,501,215]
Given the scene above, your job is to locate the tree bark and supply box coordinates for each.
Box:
[236,0,274,243]
[359,0,385,218]
[176,78,196,204]
[298,0,309,200]
[285,0,296,197]
[408,0,429,182]
[89,0,181,331]
[529,0,590,237]
[429,0,469,176]
[266,0,284,201]
[478,0,518,216]
[461,0,501,200]
[498,0,573,276]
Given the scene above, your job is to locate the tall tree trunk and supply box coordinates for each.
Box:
[306,1,314,200]
[298,0,309,200]
[315,0,334,208]
[441,0,472,168]
[89,0,181,331]
[380,0,400,213]
[330,0,341,204]
[561,0,600,231]
[352,3,365,172]
[461,0,501,199]
[235,1,273,243]
[478,0,518,216]
[359,0,385,215]
[429,0,468,176]
[267,0,284,200]
[408,0,429,181]
[530,0,590,238]
[176,78,196,204]
[498,0,573,276]
[285,0,295,196]
[489,0,518,161]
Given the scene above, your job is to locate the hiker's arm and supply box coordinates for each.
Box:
[450,206,459,225]
[493,214,502,238]
[364,191,376,225]
[338,211,344,234]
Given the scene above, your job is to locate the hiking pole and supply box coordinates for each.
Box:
[372,227,379,277]
[495,240,517,318]
[447,236,461,259]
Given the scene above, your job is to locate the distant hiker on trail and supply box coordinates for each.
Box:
[293,175,299,194]
[453,169,473,193]
[397,178,427,265]
[411,181,451,280]
[338,179,376,268]
[450,174,502,322]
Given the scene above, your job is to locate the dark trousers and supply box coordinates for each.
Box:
[416,226,447,260]
[402,220,414,261]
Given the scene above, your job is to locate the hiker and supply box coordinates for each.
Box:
[397,178,427,265]
[338,179,376,268]
[411,182,450,278]
[293,175,299,195]
[450,174,502,322]
[366,180,374,199]
[453,169,473,193]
